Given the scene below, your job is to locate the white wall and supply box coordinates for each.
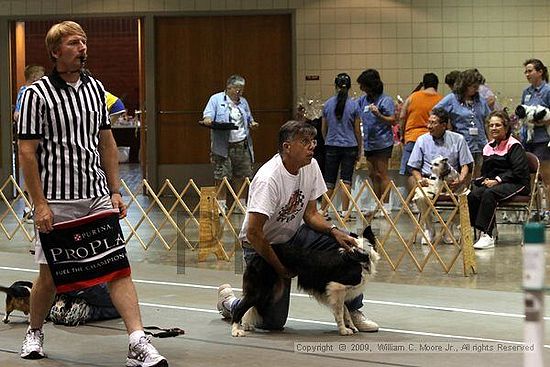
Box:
[4,0,549,107]
[294,0,550,107]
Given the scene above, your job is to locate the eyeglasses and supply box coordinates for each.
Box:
[228,86,243,93]
[299,138,317,148]
[427,120,443,127]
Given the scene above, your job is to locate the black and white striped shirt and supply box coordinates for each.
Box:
[17,69,111,200]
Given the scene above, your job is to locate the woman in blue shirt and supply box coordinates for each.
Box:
[521,58,550,217]
[321,73,362,217]
[356,69,395,202]
[435,69,490,178]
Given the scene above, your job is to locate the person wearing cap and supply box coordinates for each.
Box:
[200,74,259,213]
[321,73,362,218]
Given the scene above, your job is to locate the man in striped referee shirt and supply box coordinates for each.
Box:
[17,21,168,367]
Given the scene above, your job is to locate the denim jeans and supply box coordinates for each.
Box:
[231,225,364,330]
[399,141,415,175]
[65,283,120,321]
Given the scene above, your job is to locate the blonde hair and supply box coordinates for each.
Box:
[45,21,86,62]
[24,65,45,83]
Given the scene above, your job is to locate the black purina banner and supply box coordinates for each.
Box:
[39,208,131,293]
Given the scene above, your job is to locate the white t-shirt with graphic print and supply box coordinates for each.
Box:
[228,101,247,143]
[239,153,327,245]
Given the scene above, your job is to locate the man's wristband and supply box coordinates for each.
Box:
[327,224,338,236]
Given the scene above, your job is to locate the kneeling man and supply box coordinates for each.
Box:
[217,120,378,332]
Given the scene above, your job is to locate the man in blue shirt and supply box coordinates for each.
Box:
[13,65,45,123]
[408,108,474,245]
[200,75,259,213]
[13,65,45,223]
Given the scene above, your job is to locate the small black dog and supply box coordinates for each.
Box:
[0,281,33,323]
[230,226,379,337]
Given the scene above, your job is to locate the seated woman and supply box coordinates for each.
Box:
[468,110,531,249]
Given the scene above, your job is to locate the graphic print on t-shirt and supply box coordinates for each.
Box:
[276,189,305,223]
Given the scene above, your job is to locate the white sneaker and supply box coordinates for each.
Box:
[20,328,45,359]
[443,223,457,244]
[126,335,168,367]
[473,233,495,249]
[360,209,374,218]
[374,208,385,218]
[217,284,236,319]
[350,310,379,332]
[218,200,227,216]
[23,207,34,224]
[338,210,356,220]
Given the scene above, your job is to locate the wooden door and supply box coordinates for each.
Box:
[155,15,292,164]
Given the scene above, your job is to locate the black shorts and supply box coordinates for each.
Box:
[365,145,393,159]
[323,146,358,188]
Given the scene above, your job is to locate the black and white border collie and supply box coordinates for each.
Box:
[231,226,379,337]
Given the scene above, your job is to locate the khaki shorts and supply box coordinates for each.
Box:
[213,140,253,180]
[34,195,113,264]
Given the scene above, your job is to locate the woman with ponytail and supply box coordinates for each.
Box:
[321,73,362,218]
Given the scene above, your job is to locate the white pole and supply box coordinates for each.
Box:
[523,222,545,367]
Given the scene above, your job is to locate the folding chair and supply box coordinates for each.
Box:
[493,151,541,241]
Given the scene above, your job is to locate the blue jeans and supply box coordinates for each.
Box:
[231,225,364,330]
[65,283,120,321]
[399,142,415,175]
